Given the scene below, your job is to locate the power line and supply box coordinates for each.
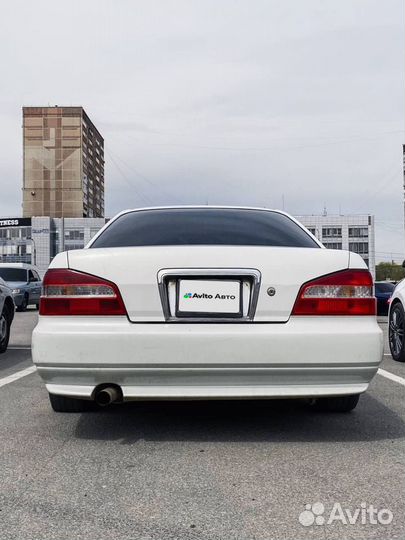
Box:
[100,126,405,153]
[350,163,403,214]
[105,149,154,206]
[107,146,176,203]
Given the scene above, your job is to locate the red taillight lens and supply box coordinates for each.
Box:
[40,269,127,316]
[292,269,376,316]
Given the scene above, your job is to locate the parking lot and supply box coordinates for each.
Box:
[0,311,404,540]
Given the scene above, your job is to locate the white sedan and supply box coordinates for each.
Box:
[32,207,383,413]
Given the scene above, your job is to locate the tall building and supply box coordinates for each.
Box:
[296,214,376,278]
[22,106,104,218]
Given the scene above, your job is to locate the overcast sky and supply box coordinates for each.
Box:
[0,0,404,262]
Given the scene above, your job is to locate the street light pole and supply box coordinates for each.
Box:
[31,237,36,266]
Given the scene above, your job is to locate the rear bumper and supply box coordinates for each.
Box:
[32,316,383,400]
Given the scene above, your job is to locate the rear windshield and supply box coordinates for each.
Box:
[375,282,395,293]
[91,209,319,248]
[0,268,28,282]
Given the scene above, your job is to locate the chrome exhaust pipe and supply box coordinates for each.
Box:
[95,386,121,406]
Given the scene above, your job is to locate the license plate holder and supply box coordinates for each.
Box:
[176,279,243,318]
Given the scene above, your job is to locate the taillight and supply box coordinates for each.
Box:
[292,269,376,316]
[40,269,127,316]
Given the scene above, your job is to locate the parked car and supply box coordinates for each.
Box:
[0,276,14,354]
[375,281,395,316]
[32,207,383,413]
[388,273,405,362]
[0,263,42,311]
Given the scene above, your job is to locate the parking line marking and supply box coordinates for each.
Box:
[378,368,405,386]
[0,366,37,388]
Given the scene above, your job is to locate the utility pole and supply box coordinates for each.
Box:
[403,144,405,253]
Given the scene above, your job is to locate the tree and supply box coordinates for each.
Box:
[376,262,405,282]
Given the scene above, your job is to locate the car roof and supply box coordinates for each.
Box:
[0,263,36,270]
[118,205,283,213]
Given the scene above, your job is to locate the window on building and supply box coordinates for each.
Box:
[349,242,369,254]
[21,227,31,240]
[51,230,59,258]
[322,227,342,238]
[65,243,85,251]
[64,229,84,241]
[349,227,368,238]
[323,242,343,250]
[307,227,316,236]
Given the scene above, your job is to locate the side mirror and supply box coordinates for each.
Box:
[402,260,405,269]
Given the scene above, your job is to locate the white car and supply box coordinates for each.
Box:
[32,207,383,413]
[0,276,15,354]
[388,278,405,362]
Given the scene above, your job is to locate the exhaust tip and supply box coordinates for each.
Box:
[94,386,121,406]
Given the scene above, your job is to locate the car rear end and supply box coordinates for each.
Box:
[32,207,383,410]
[375,281,395,316]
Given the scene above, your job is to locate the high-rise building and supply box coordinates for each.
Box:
[22,106,104,218]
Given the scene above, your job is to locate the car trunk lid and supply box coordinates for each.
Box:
[67,246,350,322]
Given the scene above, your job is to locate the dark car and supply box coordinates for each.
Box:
[375,281,395,316]
[0,276,14,354]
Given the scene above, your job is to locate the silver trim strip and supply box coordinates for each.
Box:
[36,363,380,370]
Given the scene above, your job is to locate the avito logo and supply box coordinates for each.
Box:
[184,292,236,300]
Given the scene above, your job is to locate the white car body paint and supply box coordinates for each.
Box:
[32,207,383,401]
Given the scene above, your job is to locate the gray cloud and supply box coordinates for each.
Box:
[0,0,403,261]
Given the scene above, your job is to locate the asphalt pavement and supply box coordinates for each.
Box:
[0,312,404,540]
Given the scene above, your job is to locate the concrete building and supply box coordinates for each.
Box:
[296,214,376,278]
[0,217,106,277]
[23,106,104,218]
